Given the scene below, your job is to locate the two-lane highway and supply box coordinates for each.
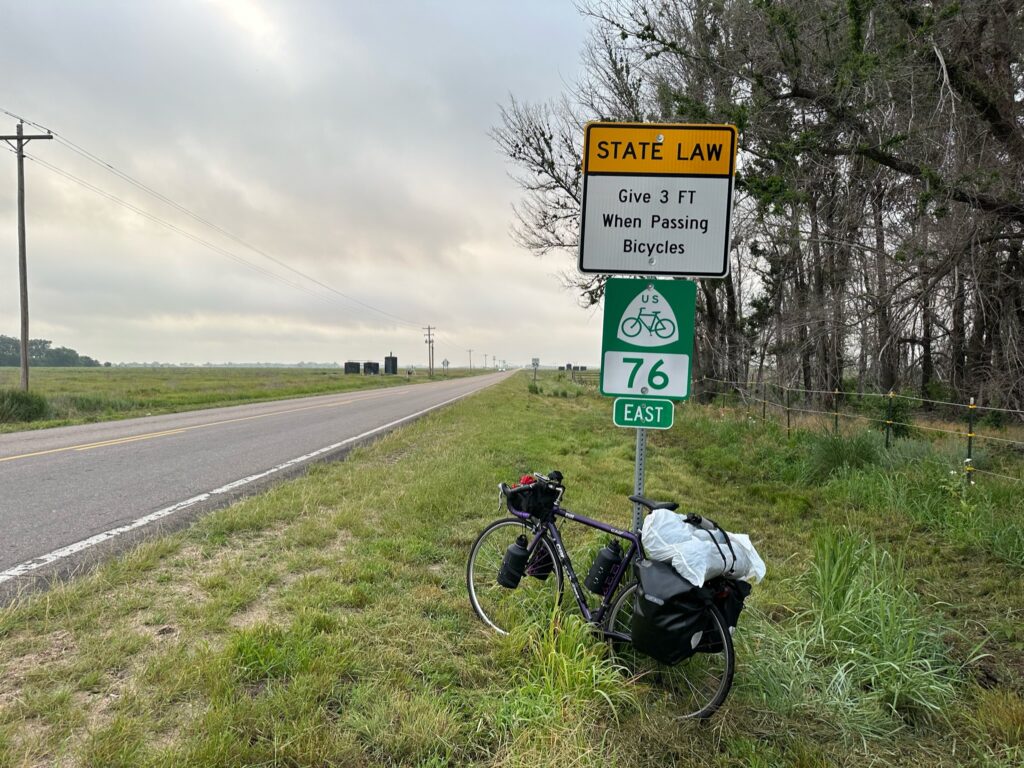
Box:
[0,372,510,594]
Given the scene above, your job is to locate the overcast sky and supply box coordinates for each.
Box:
[0,0,599,367]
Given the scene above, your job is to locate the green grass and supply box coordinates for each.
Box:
[1,373,1022,766]
[0,366,485,431]
[0,389,47,422]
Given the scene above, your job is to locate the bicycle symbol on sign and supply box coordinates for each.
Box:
[619,308,676,340]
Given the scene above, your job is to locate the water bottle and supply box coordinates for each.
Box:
[497,535,530,588]
[584,540,623,595]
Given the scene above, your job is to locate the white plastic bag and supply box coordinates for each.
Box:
[641,509,766,587]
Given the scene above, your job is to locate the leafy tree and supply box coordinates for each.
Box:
[0,335,102,367]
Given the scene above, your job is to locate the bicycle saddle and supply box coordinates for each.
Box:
[629,495,679,511]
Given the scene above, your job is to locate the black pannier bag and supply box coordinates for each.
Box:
[697,577,752,653]
[631,559,713,665]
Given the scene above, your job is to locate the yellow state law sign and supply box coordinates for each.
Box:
[579,122,737,277]
[584,123,736,176]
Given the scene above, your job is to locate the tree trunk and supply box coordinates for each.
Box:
[951,265,966,396]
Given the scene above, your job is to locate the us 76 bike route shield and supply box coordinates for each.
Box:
[601,278,696,401]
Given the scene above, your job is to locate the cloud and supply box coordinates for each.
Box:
[0,0,598,366]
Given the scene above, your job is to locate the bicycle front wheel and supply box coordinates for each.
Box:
[604,582,735,719]
[466,518,563,635]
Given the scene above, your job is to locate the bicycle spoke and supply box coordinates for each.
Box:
[467,519,563,635]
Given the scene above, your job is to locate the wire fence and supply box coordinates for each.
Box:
[698,376,1024,487]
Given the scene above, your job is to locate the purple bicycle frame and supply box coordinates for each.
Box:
[509,504,643,634]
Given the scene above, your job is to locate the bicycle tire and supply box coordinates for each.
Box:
[466,518,563,635]
[603,582,735,719]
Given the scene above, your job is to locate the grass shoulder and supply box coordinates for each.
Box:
[0,373,1021,766]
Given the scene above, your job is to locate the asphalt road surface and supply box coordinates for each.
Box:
[0,371,510,597]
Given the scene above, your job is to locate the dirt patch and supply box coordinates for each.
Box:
[228,601,275,630]
[0,629,77,699]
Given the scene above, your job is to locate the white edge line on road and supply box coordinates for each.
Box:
[0,390,474,585]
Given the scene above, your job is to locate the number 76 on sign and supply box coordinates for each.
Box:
[602,352,690,398]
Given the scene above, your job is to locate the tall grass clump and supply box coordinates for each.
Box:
[738,529,960,739]
[0,388,48,423]
[492,609,638,734]
[800,430,883,483]
[839,455,1024,569]
[809,530,960,723]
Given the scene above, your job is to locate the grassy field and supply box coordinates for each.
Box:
[1,372,1022,766]
[0,367,483,432]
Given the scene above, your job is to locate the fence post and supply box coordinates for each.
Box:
[833,389,840,434]
[885,391,894,449]
[785,387,791,439]
[761,382,767,423]
[965,396,976,485]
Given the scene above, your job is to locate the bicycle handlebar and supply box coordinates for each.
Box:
[499,471,563,499]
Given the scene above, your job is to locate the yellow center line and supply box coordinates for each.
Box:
[74,428,190,450]
[0,388,404,464]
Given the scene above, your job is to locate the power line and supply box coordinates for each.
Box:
[3,107,476,355]
[1,106,420,328]
[24,153,379,321]
[28,151,475,357]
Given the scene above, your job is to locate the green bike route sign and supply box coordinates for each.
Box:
[600,277,696,401]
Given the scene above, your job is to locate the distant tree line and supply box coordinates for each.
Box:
[0,335,103,367]
[495,1,1024,412]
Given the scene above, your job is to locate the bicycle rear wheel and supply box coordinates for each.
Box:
[466,518,563,635]
[604,582,734,719]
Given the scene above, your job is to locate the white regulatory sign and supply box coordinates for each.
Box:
[579,122,737,278]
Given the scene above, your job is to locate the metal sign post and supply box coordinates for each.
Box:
[632,427,648,535]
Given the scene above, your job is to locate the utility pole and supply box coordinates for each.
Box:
[467,349,472,370]
[423,326,434,377]
[1,122,53,391]
[483,353,488,368]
